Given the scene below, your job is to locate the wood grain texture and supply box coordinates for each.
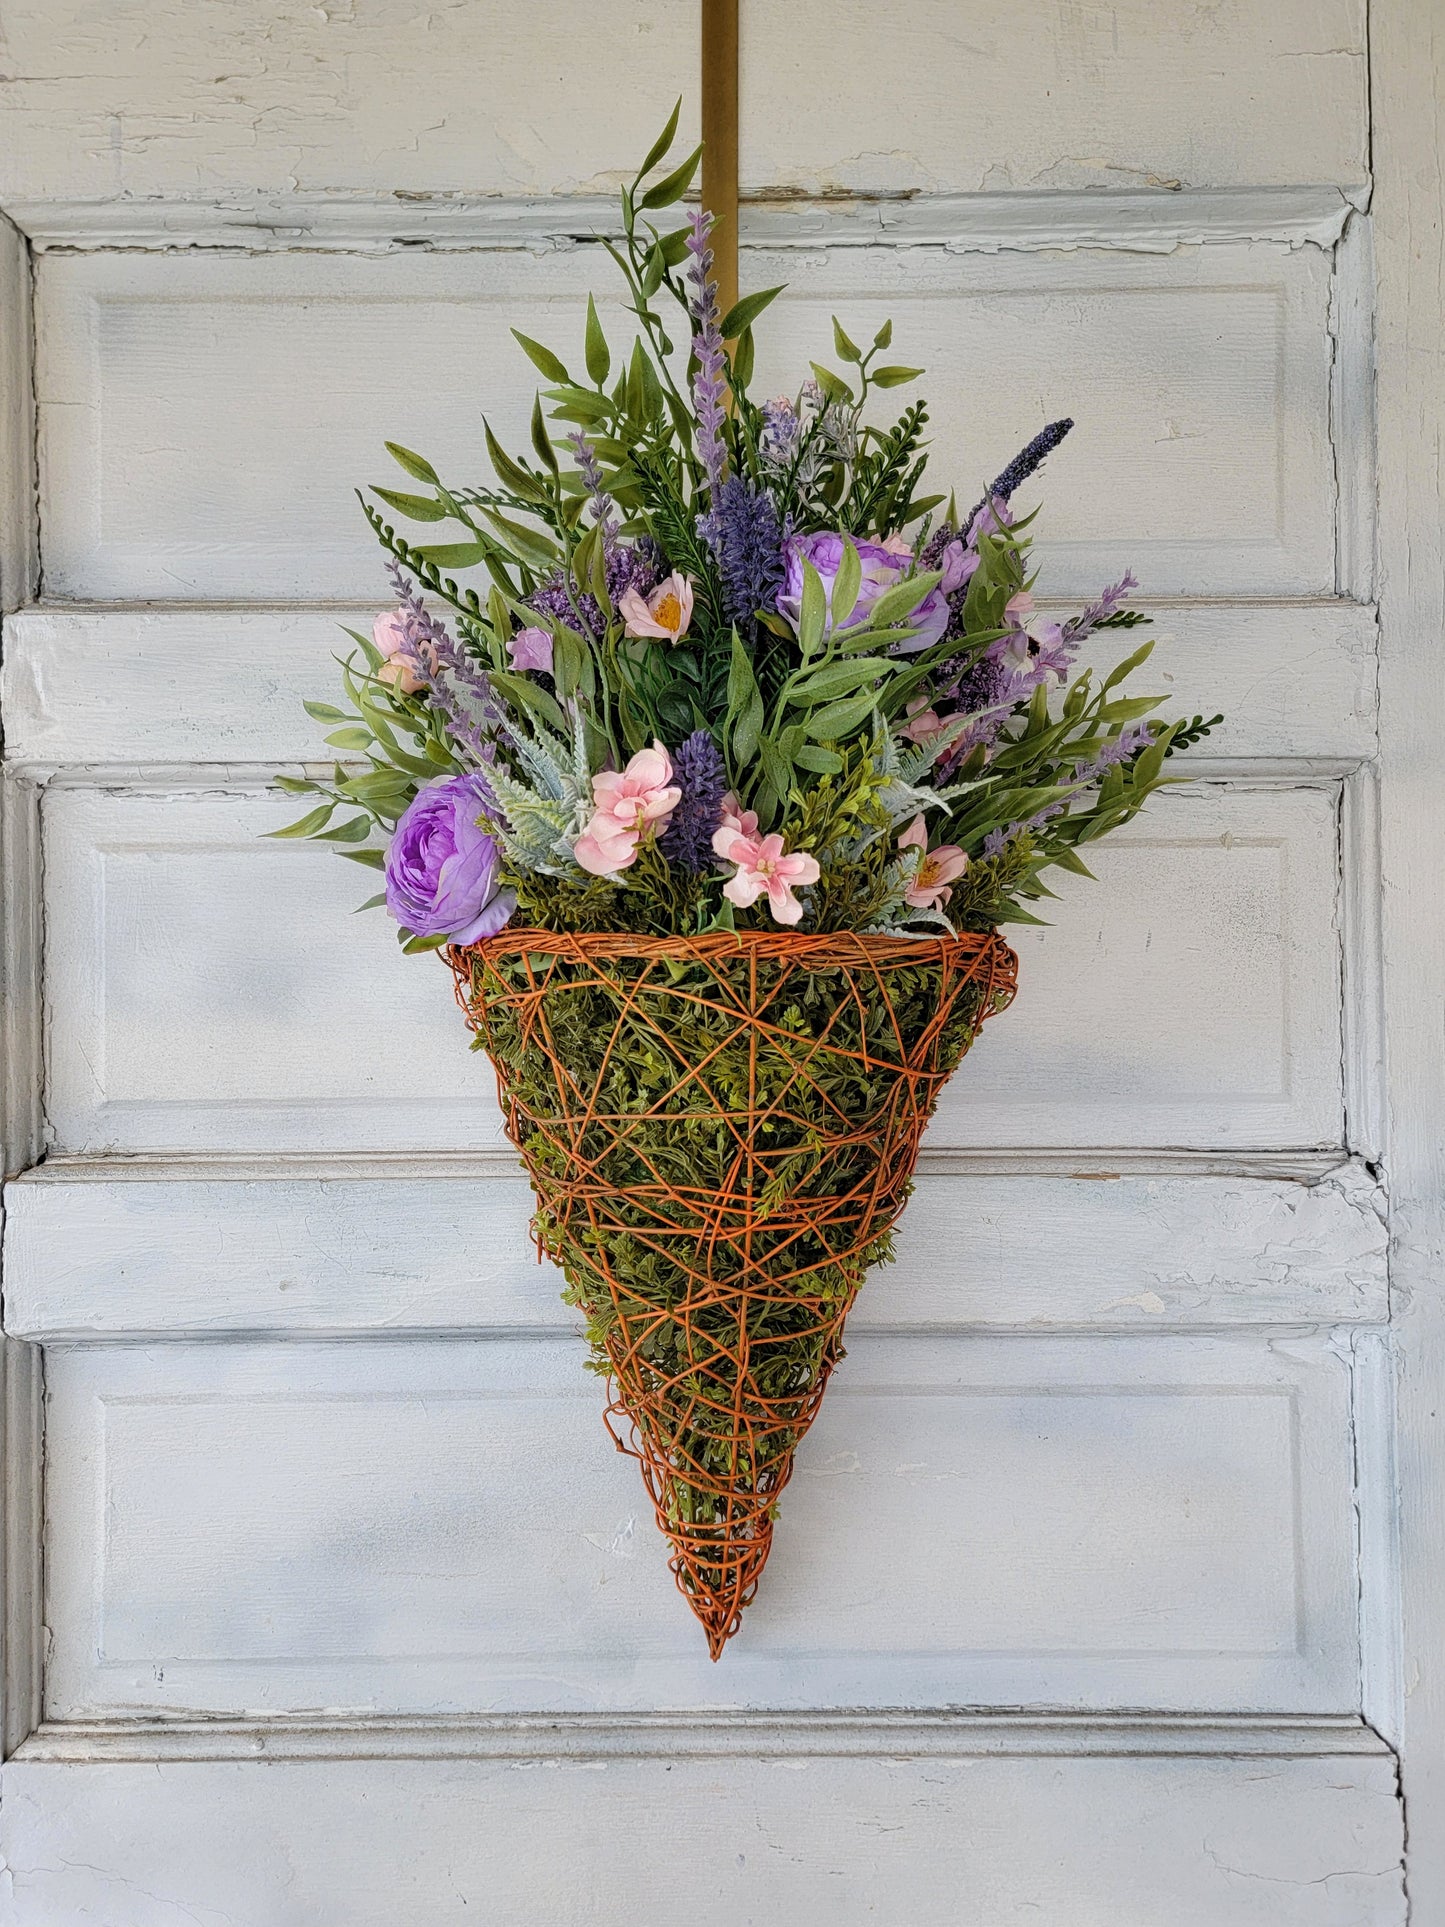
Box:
[38,784,1345,1155]
[33,242,1337,599]
[0,1749,1404,1927]
[2,1159,1388,1339]
[2,599,1379,770]
[40,1334,1359,1717]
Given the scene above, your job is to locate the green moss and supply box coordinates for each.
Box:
[462,941,1009,1603]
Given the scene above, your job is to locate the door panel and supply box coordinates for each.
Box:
[0,0,1412,1917]
[40,784,1344,1154]
[43,1334,1358,1718]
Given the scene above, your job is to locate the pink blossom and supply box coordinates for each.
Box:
[716,830,821,926]
[573,741,681,876]
[508,625,554,673]
[373,607,431,694]
[898,813,969,911]
[712,792,760,855]
[902,696,947,746]
[618,572,695,643]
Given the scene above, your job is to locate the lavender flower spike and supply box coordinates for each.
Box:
[660,729,728,873]
[386,559,501,765]
[568,429,619,558]
[1064,570,1139,643]
[684,207,729,496]
[698,475,786,632]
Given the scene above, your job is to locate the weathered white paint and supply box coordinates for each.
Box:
[1369,0,1445,1910]
[0,216,35,616]
[0,1344,42,1761]
[38,782,1344,1154]
[1,598,1380,770]
[2,1158,1388,1339]
[41,1333,1359,1717]
[7,184,1363,256]
[10,1707,1395,1761]
[0,0,1366,203]
[0,1747,1404,1927]
[0,0,1423,1910]
[34,241,1337,600]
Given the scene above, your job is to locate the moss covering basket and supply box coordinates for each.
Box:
[451,926,1017,1656]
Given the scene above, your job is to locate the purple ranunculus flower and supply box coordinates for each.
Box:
[384,774,515,945]
[776,532,951,653]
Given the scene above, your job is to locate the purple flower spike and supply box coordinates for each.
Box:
[989,418,1074,505]
[697,476,785,632]
[659,729,728,873]
[386,559,502,764]
[568,429,619,559]
[685,208,729,497]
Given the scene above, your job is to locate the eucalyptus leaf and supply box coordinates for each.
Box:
[803,692,880,741]
[798,559,827,657]
[584,295,611,386]
[720,286,784,340]
[415,539,489,571]
[370,487,450,523]
[385,442,438,484]
[832,317,861,363]
[265,804,335,839]
[512,330,569,383]
[316,813,374,844]
[638,143,702,209]
[831,537,862,633]
[634,100,681,184]
[478,511,558,575]
[727,629,766,770]
[789,656,894,704]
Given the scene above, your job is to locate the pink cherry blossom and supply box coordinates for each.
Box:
[573,741,681,876]
[617,572,695,643]
[902,695,946,746]
[373,607,431,694]
[508,625,554,673]
[898,813,969,911]
[711,792,760,857]
[717,830,821,926]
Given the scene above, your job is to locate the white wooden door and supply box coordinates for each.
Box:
[0,3,1439,1919]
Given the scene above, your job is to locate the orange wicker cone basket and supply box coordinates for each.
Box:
[451,925,1017,1657]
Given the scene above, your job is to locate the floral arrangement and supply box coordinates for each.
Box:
[276,109,1220,1655]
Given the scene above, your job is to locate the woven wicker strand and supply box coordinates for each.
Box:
[451,927,1017,1657]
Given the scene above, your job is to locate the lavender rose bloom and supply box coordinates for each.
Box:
[384,774,514,944]
[776,532,953,653]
